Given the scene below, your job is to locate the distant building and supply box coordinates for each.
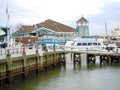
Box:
[76,16,89,37]
[13,19,77,44]
[111,27,120,37]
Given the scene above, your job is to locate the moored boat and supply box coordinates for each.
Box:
[65,37,106,51]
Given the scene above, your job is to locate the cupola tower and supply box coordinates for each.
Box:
[76,16,89,37]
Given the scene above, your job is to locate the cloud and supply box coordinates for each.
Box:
[87,1,120,35]
[0,0,120,35]
[5,0,104,24]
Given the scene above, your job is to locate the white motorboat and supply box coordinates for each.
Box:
[106,43,117,52]
[65,37,106,51]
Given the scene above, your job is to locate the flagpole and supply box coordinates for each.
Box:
[6,3,10,48]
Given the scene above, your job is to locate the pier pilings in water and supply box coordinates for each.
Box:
[60,52,66,65]
[71,51,120,65]
[0,51,66,87]
[73,53,81,64]
[110,56,120,63]
[87,54,96,64]
[100,55,110,64]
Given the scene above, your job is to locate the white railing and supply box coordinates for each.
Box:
[0,47,22,56]
[0,44,65,56]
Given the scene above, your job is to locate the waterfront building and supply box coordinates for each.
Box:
[111,27,120,37]
[13,19,77,44]
[76,16,89,37]
[13,25,37,44]
[110,27,120,46]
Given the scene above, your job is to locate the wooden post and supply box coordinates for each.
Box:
[40,55,44,71]
[93,55,96,64]
[100,55,109,64]
[78,53,81,64]
[60,53,66,65]
[43,53,48,70]
[73,53,81,64]
[107,55,109,63]
[73,53,76,64]
[87,54,96,64]
[46,53,48,70]
[100,56,102,64]
[6,54,13,84]
[87,54,90,64]
[22,52,28,79]
[52,53,55,68]
[53,44,55,52]
[36,50,40,74]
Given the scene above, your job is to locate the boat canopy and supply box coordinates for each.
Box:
[43,42,58,45]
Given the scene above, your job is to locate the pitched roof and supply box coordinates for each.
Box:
[15,19,76,33]
[76,16,88,24]
[15,25,34,33]
[36,19,76,32]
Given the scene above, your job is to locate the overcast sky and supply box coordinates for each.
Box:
[0,0,120,35]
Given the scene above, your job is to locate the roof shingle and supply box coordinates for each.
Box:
[15,25,34,33]
[15,19,76,33]
[36,19,76,32]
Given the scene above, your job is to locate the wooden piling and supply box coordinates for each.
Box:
[73,53,81,64]
[87,54,96,64]
[60,52,66,65]
[22,52,28,79]
[110,56,120,63]
[36,50,41,73]
[100,55,110,64]
[6,54,13,84]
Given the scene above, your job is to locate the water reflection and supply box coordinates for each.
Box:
[73,63,81,70]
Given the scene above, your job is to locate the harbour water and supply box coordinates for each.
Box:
[1,53,120,90]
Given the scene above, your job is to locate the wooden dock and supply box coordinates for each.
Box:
[0,48,120,87]
[70,50,120,64]
[0,49,66,87]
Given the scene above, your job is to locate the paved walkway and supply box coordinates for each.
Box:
[0,46,64,60]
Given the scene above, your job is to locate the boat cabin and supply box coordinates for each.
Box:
[76,42,101,46]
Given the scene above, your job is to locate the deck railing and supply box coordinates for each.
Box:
[0,47,22,56]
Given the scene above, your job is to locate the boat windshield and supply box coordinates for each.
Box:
[77,42,101,46]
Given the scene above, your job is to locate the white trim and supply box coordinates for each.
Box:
[32,27,55,33]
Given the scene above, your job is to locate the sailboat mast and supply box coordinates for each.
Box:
[105,22,108,38]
